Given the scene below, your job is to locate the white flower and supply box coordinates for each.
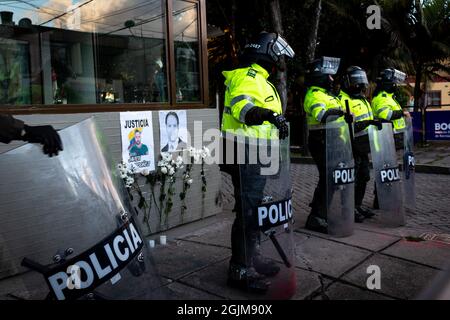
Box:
[201,146,211,159]
[141,169,150,176]
[175,156,184,168]
[187,178,193,185]
[161,152,172,162]
[126,176,134,184]
[120,172,127,179]
[157,160,167,167]
[168,167,175,176]
[160,166,168,175]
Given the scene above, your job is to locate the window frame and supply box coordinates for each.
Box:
[0,0,208,115]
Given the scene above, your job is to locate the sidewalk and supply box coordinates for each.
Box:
[413,141,450,169]
[149,166,450,300]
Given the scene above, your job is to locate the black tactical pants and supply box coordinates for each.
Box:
[353,135,371,207]
[308,130,327,220]
[228,164,267,268]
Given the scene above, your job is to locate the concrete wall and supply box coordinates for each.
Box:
[0,108,223,235]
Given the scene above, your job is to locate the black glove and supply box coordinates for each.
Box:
[390,110,404,120]
[320,109,344,123]
[369,119,383,130]
[354,120,371,133]
[344,112,353,124]
[22,125,63,157]
[267,112,289,139]
[244,108,289,139]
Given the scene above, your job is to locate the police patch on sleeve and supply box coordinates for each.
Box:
[247,69,257,78]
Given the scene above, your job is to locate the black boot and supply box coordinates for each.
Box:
[253,255,280,277]
[354,210,365,223]
[305,214,328,234]
[356,206,375,218]
[227,263,270,294]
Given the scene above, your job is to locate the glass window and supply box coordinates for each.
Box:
[427,91,441,106]
[92,0,168,104]
[0,0,170,106]
[0,38,31,105]
[172,0,201,103]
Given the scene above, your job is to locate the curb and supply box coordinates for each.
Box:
[291,156,450,175]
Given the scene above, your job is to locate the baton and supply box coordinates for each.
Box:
[345,99,355,152]
[21,257,50,274]
[266,230,292,268]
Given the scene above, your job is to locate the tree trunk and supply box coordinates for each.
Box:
[229,0,238,67]
[269,0,288,113]
[413,60,425,144]
[413,61,422,113]
[301,0,322,155]
[305,0,322,62]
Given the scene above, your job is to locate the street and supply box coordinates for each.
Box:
[150,164,450,300]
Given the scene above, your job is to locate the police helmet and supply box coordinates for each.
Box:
[242,32,295,68]
[343,66,369,97]
[380,68,406,84]
[305,56,341,88]
[377,68,406,93]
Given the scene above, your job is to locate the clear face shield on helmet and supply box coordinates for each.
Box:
[347,69,369,97]
[271,34,295,61]
[383,68,407,84]
[320,57,341,75]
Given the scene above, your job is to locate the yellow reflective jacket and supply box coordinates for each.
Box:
[221,63,281,139]
[371,90,406,133]
[304,86,343,129]
[338,90,374,136]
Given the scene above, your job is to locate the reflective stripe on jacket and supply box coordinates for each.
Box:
[221,63,281,139]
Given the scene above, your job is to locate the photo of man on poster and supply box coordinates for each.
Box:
[159,111,187,152]
[128,128,149,157]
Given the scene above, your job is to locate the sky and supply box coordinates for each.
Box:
[0,0,195,39]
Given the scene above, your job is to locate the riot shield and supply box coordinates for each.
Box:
[326,121,355,237]
[403,117,416,210]
[236,133,296,299]
[369,123,405,227]
[0,118,167,300]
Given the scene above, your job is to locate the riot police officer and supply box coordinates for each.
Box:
[0,114,63,156]
[372,68,411,148]
[339,66,381,220]
[304,56,353,233]
[221,32,294,293]
[371,68,411,208]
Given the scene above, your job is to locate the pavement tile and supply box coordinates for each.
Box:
[381,239,450,269]
[292,269,330,300]
[180,259,304,300]
[176,219,232,248]
[292,233,371,278]
[314,281,393,300]
[166,281,223,300]
[297,227,401,252]
[342,254,439,299]
[179,259,265,300]
[151,240,231,280]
